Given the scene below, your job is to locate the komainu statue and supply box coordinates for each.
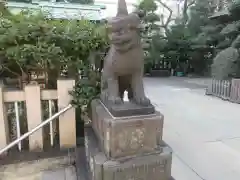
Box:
[100,0,152,108]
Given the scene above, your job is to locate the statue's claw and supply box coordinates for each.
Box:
[134,96,151,106]
[109,96,123,104]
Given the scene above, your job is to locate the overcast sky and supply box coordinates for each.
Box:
[95,0,180,19]
[95,0,137,18]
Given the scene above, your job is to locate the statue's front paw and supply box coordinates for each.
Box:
[134,96,151,106]
[109,96,123,104]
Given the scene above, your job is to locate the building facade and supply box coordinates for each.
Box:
[5,0,138,20]
[6,0,106,20]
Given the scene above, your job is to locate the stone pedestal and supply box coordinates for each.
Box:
[84,127,172,180]
[91,99,164,159]
[84,99,173,180]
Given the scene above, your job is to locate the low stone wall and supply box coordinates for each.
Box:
[150,70,171,77]
[206,78,240,103]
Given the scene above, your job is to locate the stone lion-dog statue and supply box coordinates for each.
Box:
[100,0,151,107]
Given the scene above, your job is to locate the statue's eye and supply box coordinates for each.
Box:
[118,28,124,34]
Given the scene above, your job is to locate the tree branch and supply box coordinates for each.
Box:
[182,0,195,25]
[156,0,173,34]
[2,65,21,77]
[187,0,195,8]
[156,0,173,27]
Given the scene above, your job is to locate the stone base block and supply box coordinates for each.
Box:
[91,99,164,159]
[84,127,172,180]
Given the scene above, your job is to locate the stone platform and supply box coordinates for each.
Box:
[75,146,176,180]
[102,101,155,117]
[86,98,173,180]
[84,127,173,180]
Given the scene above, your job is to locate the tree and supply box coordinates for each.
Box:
[182,0,218,74]
[0,7,109,140]
[0,10,108,89]
[137,0,160,38]
[210,0,240,79]
[179,0,196,25]
[156,0,174,34]
[155,0,195,32]
[187,0,216,36]
[135,0,162,72]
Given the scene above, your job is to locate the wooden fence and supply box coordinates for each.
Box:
[206,78,240,103]
[0,79,76,154]
[230,79,240,103]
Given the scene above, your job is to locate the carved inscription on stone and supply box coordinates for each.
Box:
[113,159,168,180]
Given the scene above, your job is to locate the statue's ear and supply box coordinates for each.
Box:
[106,24,112,33]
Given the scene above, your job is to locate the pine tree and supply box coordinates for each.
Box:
[187,0,216,36]
[135,0,162,72]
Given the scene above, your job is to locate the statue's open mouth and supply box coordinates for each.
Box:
[113,39,131,46]
[112,34,133,45]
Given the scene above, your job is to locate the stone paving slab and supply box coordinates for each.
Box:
[0,155,75,180]
[222,138,240,152]
[65,166,77,180]
[42,168,66,180]
[144,77,240,180]
[41,166,77,180]
[0,148,72,166]
[171,154,202,180]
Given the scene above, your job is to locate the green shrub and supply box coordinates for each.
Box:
[229,0,240,17]
[0,10,109,114]
[211,36,240,79]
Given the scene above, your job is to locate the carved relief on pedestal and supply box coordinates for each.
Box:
[115,127,146,153]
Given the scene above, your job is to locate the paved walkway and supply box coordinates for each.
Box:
[1,154,76,180]
[42,166,76,180]
[144,77,240,180]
